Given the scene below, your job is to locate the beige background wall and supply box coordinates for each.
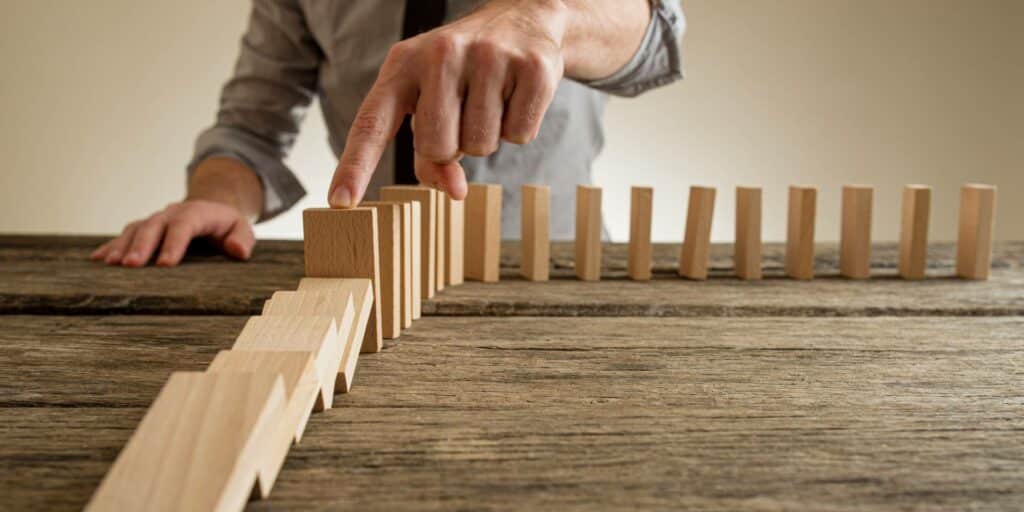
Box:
[1,1,1020,242]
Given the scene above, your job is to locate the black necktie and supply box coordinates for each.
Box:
[395,0,447,184]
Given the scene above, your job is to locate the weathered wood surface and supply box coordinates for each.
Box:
[2,236,1023,316]
[2,315,1023,510]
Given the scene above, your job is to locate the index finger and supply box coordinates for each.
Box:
[329,85,407,208]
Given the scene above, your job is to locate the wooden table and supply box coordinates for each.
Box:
[2,235,1022,511]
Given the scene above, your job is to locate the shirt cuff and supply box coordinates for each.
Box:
[579,0,685,98]
[187,125,307,222]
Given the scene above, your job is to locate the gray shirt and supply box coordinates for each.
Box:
[189,0,685,239]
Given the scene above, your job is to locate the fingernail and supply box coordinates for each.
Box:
[330,187,353,208]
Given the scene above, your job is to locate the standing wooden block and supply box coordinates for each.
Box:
[898,185,931,280]
[396,202,413,327]
[956,184,997,280]
[575,185,603,281]
[464,183,503,282]
[86,372,285,512]
[839,185,874,279]
[296,279,375,392]
[380,186,437,298]
[785,186,817,280]
[734,186,762,280]
[521,184,550,281]
[302,207,382,352]
[409,201,422,319]
[236,311,348,409]
[358,202,401,339]
[445,195,465,286]
[435,190,446,292]
[207,350,318,495]
[627,186,653,281]
[679,186,716,280]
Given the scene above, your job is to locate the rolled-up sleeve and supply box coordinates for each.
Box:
[187,0,321,221]
[581,0,685,98]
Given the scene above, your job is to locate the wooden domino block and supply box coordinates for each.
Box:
[302,207,382,352]
[575,185,603,281]
[446,195,465,286]
[207,350,318,495]
[409,201,422,319]
[785,186,817,280]
[358,202,401,338]
[380,186,437,298]
[734,186,762,280]
[521,184,550,281]
[465,183,503,282]
[435,190,446,292]
[956,184,997,280]
[628,186,653,281]
[898,185,931,280]
[679,186,716,280]
[296,279,375,392]
[839,185,874,279]
[236,311,348,409]
[396,202,413,327]
[86,372,286,512]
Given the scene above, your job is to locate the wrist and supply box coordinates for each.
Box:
[187,157,263,222]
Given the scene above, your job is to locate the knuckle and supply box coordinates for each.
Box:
[386,41,412,62]
[351,110,388,143]
[427,33,461,63]
[468,39,502,65]
[518,50,552,76]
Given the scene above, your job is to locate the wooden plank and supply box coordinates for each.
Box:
[575,185,603,281]
[678,186,716,280]
[435,190,446,292]
[409,202,423,319]
[627,186,653,281]
[464,183,502,282]
[380,186,437,298]
[521,184,551,282]
[85,371,285,512]
[302,208,382,352]
[734,186,762,280]
[840,185,874,279]
[297,278,375,392]
[956,184,998,280]
[898,185,931,280]
[207,350,319,495]
[5,316,1023,511]
[786,186,817,280]
[446,195,465,286]
[358,202,401,338]
[235,311,348,409]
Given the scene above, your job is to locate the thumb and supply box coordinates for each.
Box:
[221,219,256,261]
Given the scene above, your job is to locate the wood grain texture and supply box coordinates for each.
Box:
[575,185,602,281]
[521,184,551,281]
[678,186,716,280]
[840,185,874,279]
[956,184,998,280]
[380,186,436,298]
[734,186,762,280]
[786,186,818,280]
[446,196,465,286]
[4,315,1022,511]
[302,208,382,351]
[435,190,446,292]
[464,183,503,282]
[898,185,931,280]
[297,279,375,392]
[627,186,653,281]
[359,203,401,338]
[85,371,285,512]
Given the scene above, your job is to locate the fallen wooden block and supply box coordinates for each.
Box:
[898,184,931,280]
[628,186,653,281]
[445,194,465,286]
[679,186,716,280]
[296,278,375,393]
[575,185,602,281]
[956,184,997,280]
[86,371,285,512]
[302,207,382,352]
[785,185,817,280]
[358,202,401,339]
[380,186,437,298]
[435,189,446,292]
[734,186,762,280]
[521,184,550,281]
[840,185,874,279]
[207,350,319,495]
[236,311,348,409]
[464,183,503,282]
